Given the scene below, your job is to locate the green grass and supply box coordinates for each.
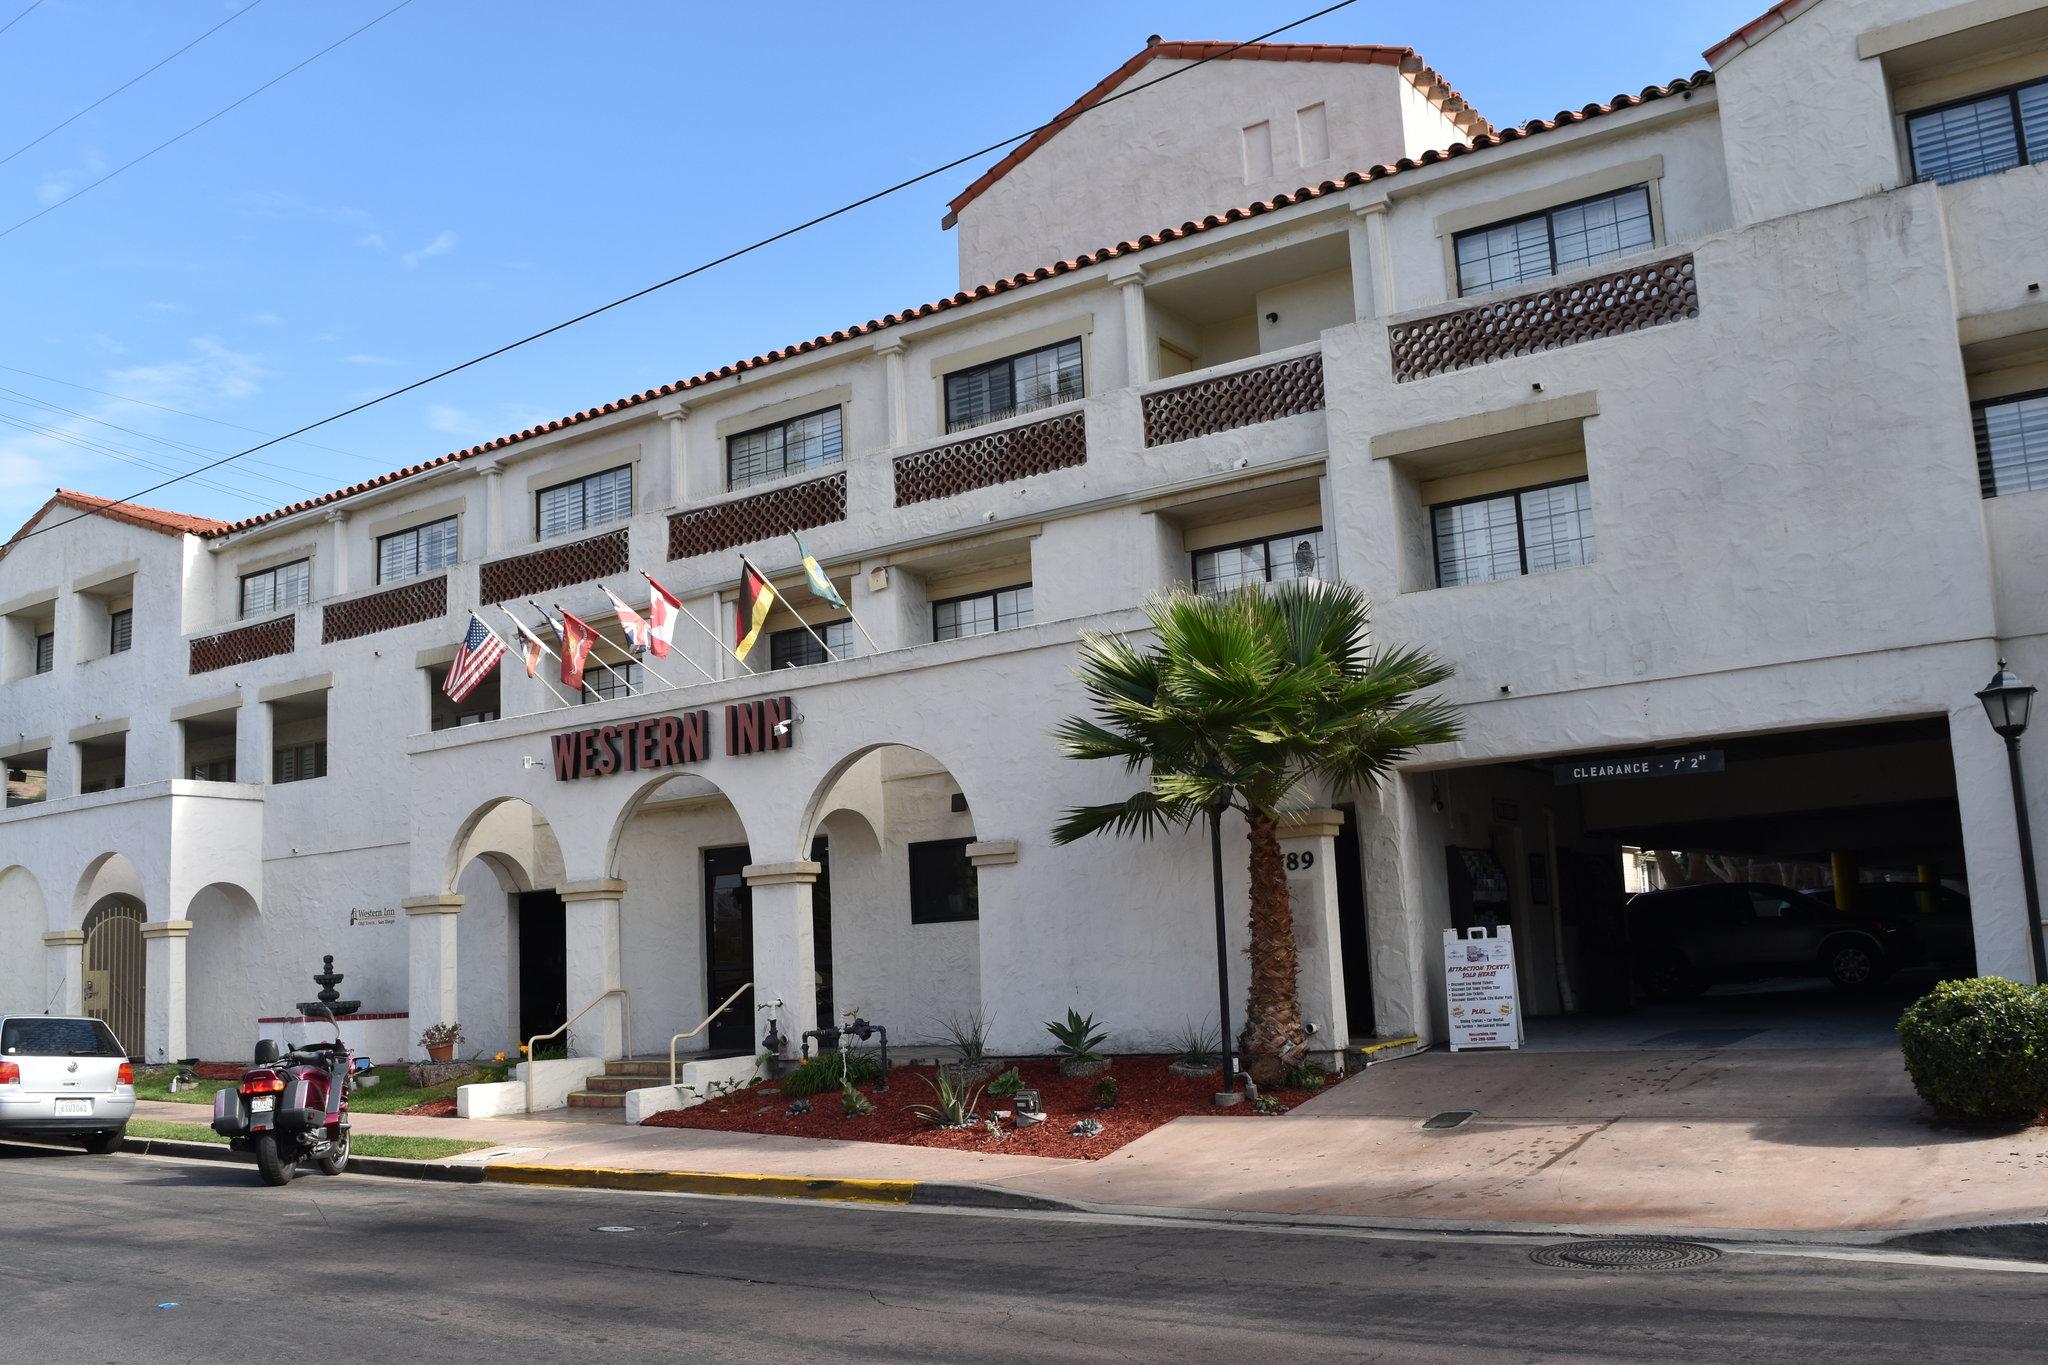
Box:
[133,1064,509,1114]
[126,1118,491,1162]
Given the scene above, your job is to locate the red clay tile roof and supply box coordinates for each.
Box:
[209,69,1711,540]
[941,39,1494,228]
[1,488,227,557]
[1704,0,1825,67]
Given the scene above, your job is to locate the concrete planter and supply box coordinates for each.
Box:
[1057,1057,1110,1078]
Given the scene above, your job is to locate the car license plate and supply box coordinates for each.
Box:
[250,1096,274,1113]
[53,1099,90,1117]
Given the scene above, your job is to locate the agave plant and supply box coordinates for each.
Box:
[907,1067,986,1129]
[1045,1009,1108,1065]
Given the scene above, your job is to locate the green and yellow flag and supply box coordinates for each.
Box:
[794,535,846,609]
[734,558,777,662]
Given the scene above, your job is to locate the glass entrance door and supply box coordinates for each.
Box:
[704,847,753,1052]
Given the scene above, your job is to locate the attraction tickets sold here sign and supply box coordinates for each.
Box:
[1443,926,1524,1051]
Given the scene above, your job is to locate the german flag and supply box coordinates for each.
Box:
[734,557,777,662]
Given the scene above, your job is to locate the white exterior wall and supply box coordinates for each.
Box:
[6,0,2048,1066]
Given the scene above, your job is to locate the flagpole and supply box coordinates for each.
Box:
[659,579,749,669]
[602,582,710,686]
[639,571,737,676]
[494,606,588,707]
[545,601,645,696]
[741,553,839,663]
[841,609,881,656]
[471,615,577,709]
[791,535,879,655]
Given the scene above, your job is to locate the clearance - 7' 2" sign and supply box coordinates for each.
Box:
[549,697,794,780]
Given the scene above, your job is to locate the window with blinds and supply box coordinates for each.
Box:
[1191,529,1324,595]
[272,742,327,784]
[108,609,132,655]
[240,558,310,618]
[377,515,459,582]
[727,407,844,491]
[536,465,633,541]
[1908,79,2048,185]
[1454,186,1655,296]
[932,585,1033,641]
[1432,479,1596,587]
[1974,389,2048,497]
[578,659,642,702]
[943,340,1083,433]
[768,619,852,669]
[33,632,54,674]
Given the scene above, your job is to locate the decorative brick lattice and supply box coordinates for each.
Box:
[320,575,447,644]
[1388,255,1699,383]
[189,615,295,675]
[893,411,1087,507]
[479,528,629,605]
[1142,352,1326,447]
[667,472,847,561]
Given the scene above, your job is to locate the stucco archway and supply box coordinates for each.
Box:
[184,881,262,1060]
[441,796,567,1058]
[0,865,47,1014]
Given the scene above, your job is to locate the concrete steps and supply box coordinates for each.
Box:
[567,1056,685,1112]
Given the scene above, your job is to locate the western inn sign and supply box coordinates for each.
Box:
[549,697,794,781]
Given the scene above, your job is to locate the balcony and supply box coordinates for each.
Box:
[189,614,295,675]
[667,471,847,561]
[321,574,448,644]
[1141,347,1324,447]
[893,410,1087,507]
[479,528,629,606]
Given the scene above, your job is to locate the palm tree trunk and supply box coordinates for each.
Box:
[1239,809,1306,1083]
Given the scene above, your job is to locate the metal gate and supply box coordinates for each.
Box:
[82,897,145,1058]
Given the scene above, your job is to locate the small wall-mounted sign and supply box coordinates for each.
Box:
[1553,749,1723,785]
[349,907,396,927]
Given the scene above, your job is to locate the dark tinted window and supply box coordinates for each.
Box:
[2,1017,124,1056]
[909,837,978,924]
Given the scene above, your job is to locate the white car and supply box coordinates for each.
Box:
[0,1014,136,1152]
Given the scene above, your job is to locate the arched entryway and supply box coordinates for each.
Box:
[82,894,145,1058]
[444,796,566,1057]
[185,881,261,1060]
[0,865,45,1013]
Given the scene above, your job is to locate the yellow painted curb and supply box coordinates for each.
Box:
[1354,1036,1421,1055]
[482,1163,918,1204]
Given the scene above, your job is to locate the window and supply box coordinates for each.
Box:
[377,516,459,583]
[1907,79,2048,185]
[727,408,843,491]
[1192,529,1324,595]
[769,619,851,669]
[240,559,310,618]
[932,584,1033,641]
[4,756,46,807]
[1454,186,1655,296]
[272,741,326,783]
[536,465,633,541]
[1432,479,1595,587]
[944,340,1083,433]
[33,631,53,674]
[108,609,132,655]
[1,1016,124,1058]
[189,759,233,782]
[579,658,642,702]
[1974,389,2048,497]
[908,837,978,924]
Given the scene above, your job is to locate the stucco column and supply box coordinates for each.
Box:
[477,466,507,554]
[324,509,350,596]
[234,693,269,786]
[1354,774,1448,1045]
[559,879,627,1058]
[1950,707,2040,983]
[140,920,191,1063]
[1349,203,1395,319]
[1280,809,1349,1064]
[743,861,819,1059]
[655,398,693,506]
[876,339,909,448]
[402,894,463,1055]
[1109,263,1148,389]
[42,929,83,1014]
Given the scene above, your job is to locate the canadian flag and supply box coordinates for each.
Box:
[558,609,599,691]
[603,587,651,655]
[643,573,681,660]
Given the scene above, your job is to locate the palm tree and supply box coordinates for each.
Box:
[1051,579,1459,1082]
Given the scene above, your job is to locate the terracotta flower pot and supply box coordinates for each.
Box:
[425,1042,454,1063]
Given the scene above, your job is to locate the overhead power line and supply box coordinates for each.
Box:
[0,1,44,39]
[0,0,269,169]
[19,0,1360,542]
[0,0,414,241]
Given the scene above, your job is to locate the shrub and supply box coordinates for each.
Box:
[780,1049,883,1098]
[840,1079,874,1118]
[1898,977,2048,1123]
[1045,1009,1108,1065]
[1282,1061,1327,1093]
[1089,1075,1118,1109]
[987,1066,1023,1097]
[933,1008,994,1063]
[908,1068,985,1128]
[1170,1020,1219,1067]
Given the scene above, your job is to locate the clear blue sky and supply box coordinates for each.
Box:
[0,0,1765,532]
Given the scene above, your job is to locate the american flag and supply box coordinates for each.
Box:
[444,613,506,703]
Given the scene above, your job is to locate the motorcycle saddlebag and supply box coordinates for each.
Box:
[210,1087,248,1137]
[276,1077,320,1131]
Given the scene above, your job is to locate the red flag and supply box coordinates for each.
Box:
[558,609,598,691]
[443,615,506,704]
[643,573,681,660]
[603,587,651,655]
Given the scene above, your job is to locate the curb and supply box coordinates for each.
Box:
[479,1162,1072,1210]
[119,1135,485,1183]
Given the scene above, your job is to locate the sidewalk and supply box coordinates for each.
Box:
[134,1044,2048,1233]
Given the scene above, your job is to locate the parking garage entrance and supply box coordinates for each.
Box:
[1434,718,1976,1048]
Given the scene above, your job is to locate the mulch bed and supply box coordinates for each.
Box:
[193,1063,246,1080]
[639,1055,1340,1160]
[397,1096,460,1118]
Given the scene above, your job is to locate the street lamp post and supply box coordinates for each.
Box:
[1207,798,1242,1103]
[1976,660,2048,986]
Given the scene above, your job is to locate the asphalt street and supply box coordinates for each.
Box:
[2,1143,2046,1363]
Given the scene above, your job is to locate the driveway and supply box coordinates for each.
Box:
[1519,976,1923,1052]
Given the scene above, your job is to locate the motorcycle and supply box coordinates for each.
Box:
[209,1009,376,1186]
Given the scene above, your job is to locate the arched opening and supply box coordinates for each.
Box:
[0,866,46,1014]
[801,745,981,1045]
[607,772,762,1058]
[81,893,146,1058]
[185,882,261,1060]
[446,797,567,1057]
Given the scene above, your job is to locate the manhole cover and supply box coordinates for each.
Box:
[1420,1110,1475,1130]
[1530,1239,1721,1271]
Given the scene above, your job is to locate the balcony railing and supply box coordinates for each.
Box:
[479,528,629,605]
[894,410,1088,507]
[321,575,447,644]
[944,377,1082,436]
[190,614,295,675]
[1142,351,1325,447]
[1388,255,1698,382]
[667,471,848,561]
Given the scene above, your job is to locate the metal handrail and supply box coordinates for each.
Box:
[669,982,753,1086]
[524,987,631,1114]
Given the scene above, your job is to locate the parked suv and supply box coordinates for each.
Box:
[1625,882,1905,997]
[0,1014,135,1152]
[1843,882,1976,976]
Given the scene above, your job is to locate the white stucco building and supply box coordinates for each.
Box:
[5,0,2047,1108]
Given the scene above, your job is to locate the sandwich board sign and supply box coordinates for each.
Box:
[1444,925,1523,1051]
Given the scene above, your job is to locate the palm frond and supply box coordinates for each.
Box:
[1051,791,1199,845]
